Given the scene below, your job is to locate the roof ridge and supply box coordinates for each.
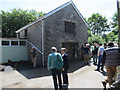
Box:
[16,1,72,33]
[16,0,88,33]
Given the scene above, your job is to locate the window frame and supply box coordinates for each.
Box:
[24,29,28,37]
[65,21,76,36]
[18,33,20,38]
[20,41,26,46]
[1,40,10,46]
[11,41,19,46]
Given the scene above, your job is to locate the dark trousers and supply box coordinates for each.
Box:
[62,69,68,84]
[93,55,97,64]
[97,55,104,70]
[81,53,84,61]
[51,68,62,90]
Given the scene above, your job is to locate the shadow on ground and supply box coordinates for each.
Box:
[99,71,107,76]
[3,60,86,79]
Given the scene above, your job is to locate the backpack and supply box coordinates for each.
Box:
[54,54,63,70]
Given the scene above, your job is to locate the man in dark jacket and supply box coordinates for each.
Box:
[61,48,69,87]
[92,43,98,65]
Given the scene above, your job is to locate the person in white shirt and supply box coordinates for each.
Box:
[95,43,105,71]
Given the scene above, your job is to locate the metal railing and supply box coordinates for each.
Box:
[26,40,43,55]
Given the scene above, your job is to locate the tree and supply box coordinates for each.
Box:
[88,34,106,45]
[110,12,118,36]
[87,27,92,37]
[102,34,108,43]
[106,30,118,42]
[111,13,118,31]
[88,13,110,35]
[1,8,45,38]
[106,12,118,42]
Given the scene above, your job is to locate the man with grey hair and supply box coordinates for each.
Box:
[47,47,63,90]
[83,44,90,65]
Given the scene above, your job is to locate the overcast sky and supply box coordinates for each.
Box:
[0,0,118,21]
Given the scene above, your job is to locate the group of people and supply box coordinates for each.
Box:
[30,47,69,90]
[81,43,105,67]
[81,42,120,88]
[30,42,120,89]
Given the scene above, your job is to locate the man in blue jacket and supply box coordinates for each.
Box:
[47,47,63,90]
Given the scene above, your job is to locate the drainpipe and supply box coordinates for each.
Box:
[42,20,44,67]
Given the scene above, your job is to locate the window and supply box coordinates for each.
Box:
[65,21,76,36]
[11,41,18,46]
[20,41,26,46]
[18,33,20,38]
[25,29,27,37]
[2,41,9,45]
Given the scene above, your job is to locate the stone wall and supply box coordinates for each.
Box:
[27,21,43,66]
[43,4,88,64]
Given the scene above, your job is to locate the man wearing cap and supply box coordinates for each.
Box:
[47,47,63,90]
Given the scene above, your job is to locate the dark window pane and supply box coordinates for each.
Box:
[11,41,18,45]
[25,29,27,37]
[65,21,76,35]
[2,41,9,45]
[20,41,26,46]
[18,33,20,38]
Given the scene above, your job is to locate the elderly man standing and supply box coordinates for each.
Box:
[83,44,90,65]
[47,47,63,90]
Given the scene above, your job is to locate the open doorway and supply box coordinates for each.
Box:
[62,42,78,61]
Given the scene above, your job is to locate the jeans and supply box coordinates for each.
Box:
[97,55,104,70]
[51,68,62,90]
[62,69,69,84]
[93,55,97,64]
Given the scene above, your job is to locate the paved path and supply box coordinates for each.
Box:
[69,64,106,88]
[1,61,107,89]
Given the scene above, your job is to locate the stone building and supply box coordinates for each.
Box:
[16,1,88,66]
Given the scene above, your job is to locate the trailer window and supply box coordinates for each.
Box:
[11,41,18,46]
[20,41,26,46]
[2,41,9,46]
